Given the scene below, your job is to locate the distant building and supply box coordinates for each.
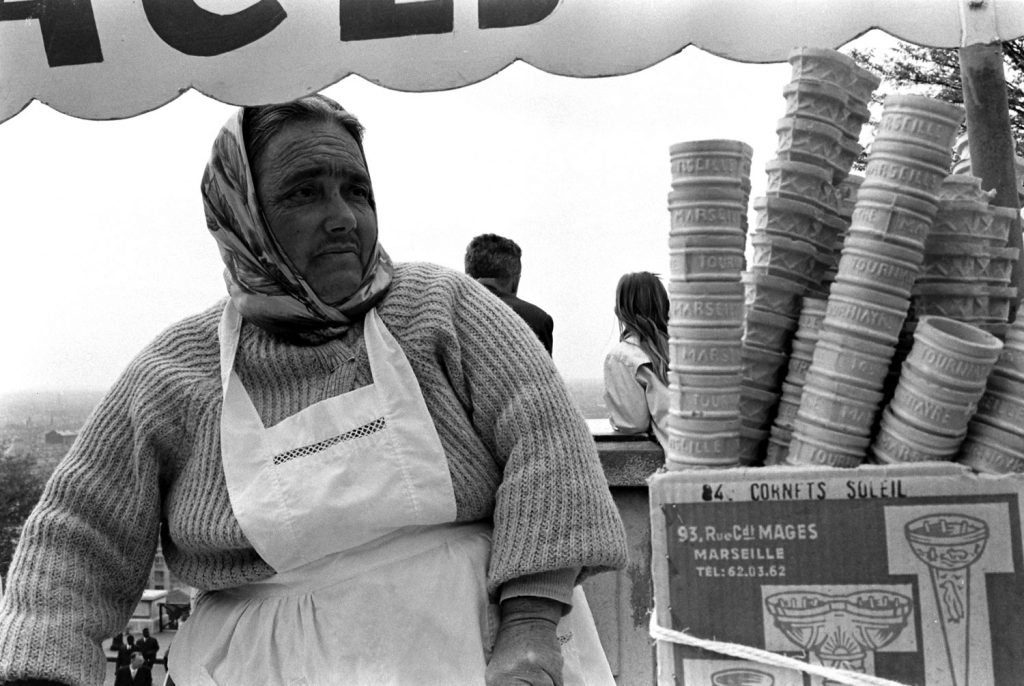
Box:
[148,542,193,632]
[43,430,76,445]
[149,543,174,591]
[3,437,28,459]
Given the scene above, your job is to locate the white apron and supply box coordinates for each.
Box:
[168,303,613,685]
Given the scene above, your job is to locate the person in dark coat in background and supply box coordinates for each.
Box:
[115,634,135,670]
[110,630,130,652]
[465,233,554,355]
[136,628,160,668]
[113,652,152,686]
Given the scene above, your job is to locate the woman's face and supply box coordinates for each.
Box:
[254,119,378,305]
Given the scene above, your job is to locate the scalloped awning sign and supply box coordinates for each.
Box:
[3,0,1024,125]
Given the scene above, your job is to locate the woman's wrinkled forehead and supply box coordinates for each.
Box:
[255,120,369,192]
[242,98,366,166]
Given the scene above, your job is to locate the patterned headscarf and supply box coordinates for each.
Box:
[201,107,393,341]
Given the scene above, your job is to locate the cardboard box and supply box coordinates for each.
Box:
[649,463,1024,686]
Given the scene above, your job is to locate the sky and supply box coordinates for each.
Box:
[0,35,892,394]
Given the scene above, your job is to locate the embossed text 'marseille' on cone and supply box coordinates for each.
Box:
[862,148,953,203]
[669,139,752,230]
[875,94,966,157]
[669,139,753,183]
[667,192,747,256]
[667,199,746,241]
[668,280,744,327]
[668,330,743,376]
[665,419,741,470]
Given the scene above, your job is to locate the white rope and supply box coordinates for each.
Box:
[649,613,909,686]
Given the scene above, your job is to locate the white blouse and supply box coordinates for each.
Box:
[602,337,670,447]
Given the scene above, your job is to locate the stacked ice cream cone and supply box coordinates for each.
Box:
[665,140,751,469]
[959,306,1024,472]
[739,47,879,465]
[872,316,1001,465]
[764,296,827,464]
[911,174,1019,341]
[787,94,965,468]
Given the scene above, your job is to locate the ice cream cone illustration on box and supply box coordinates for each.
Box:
[905,514,988,686]
[682,659,799,685]
[711,667,775,685]
[764,588,913,685]
[885,504,1014,686]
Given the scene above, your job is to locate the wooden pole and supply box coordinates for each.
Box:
[958,42,1023,320]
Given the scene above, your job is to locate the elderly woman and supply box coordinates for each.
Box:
[0,95,627,686]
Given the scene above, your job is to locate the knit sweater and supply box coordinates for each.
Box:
[0,262,627,686]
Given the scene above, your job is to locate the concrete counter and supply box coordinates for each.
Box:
[584,423,663,685]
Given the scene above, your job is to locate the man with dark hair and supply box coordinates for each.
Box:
[113,652,152,686]
[464,233,554,354]
[136,628,159,668]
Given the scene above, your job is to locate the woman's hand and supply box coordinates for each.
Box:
[485,596,565,686]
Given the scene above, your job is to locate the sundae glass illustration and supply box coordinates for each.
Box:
[764,589,912,683]
[711,668,774,686]
[905,513,990,686]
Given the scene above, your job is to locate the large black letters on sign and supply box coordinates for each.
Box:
[0,0,103,67]
[478,0,558,29]
[339,0,453,41]
[142,0,287,57]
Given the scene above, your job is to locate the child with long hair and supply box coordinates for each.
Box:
[603,272,670,446]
